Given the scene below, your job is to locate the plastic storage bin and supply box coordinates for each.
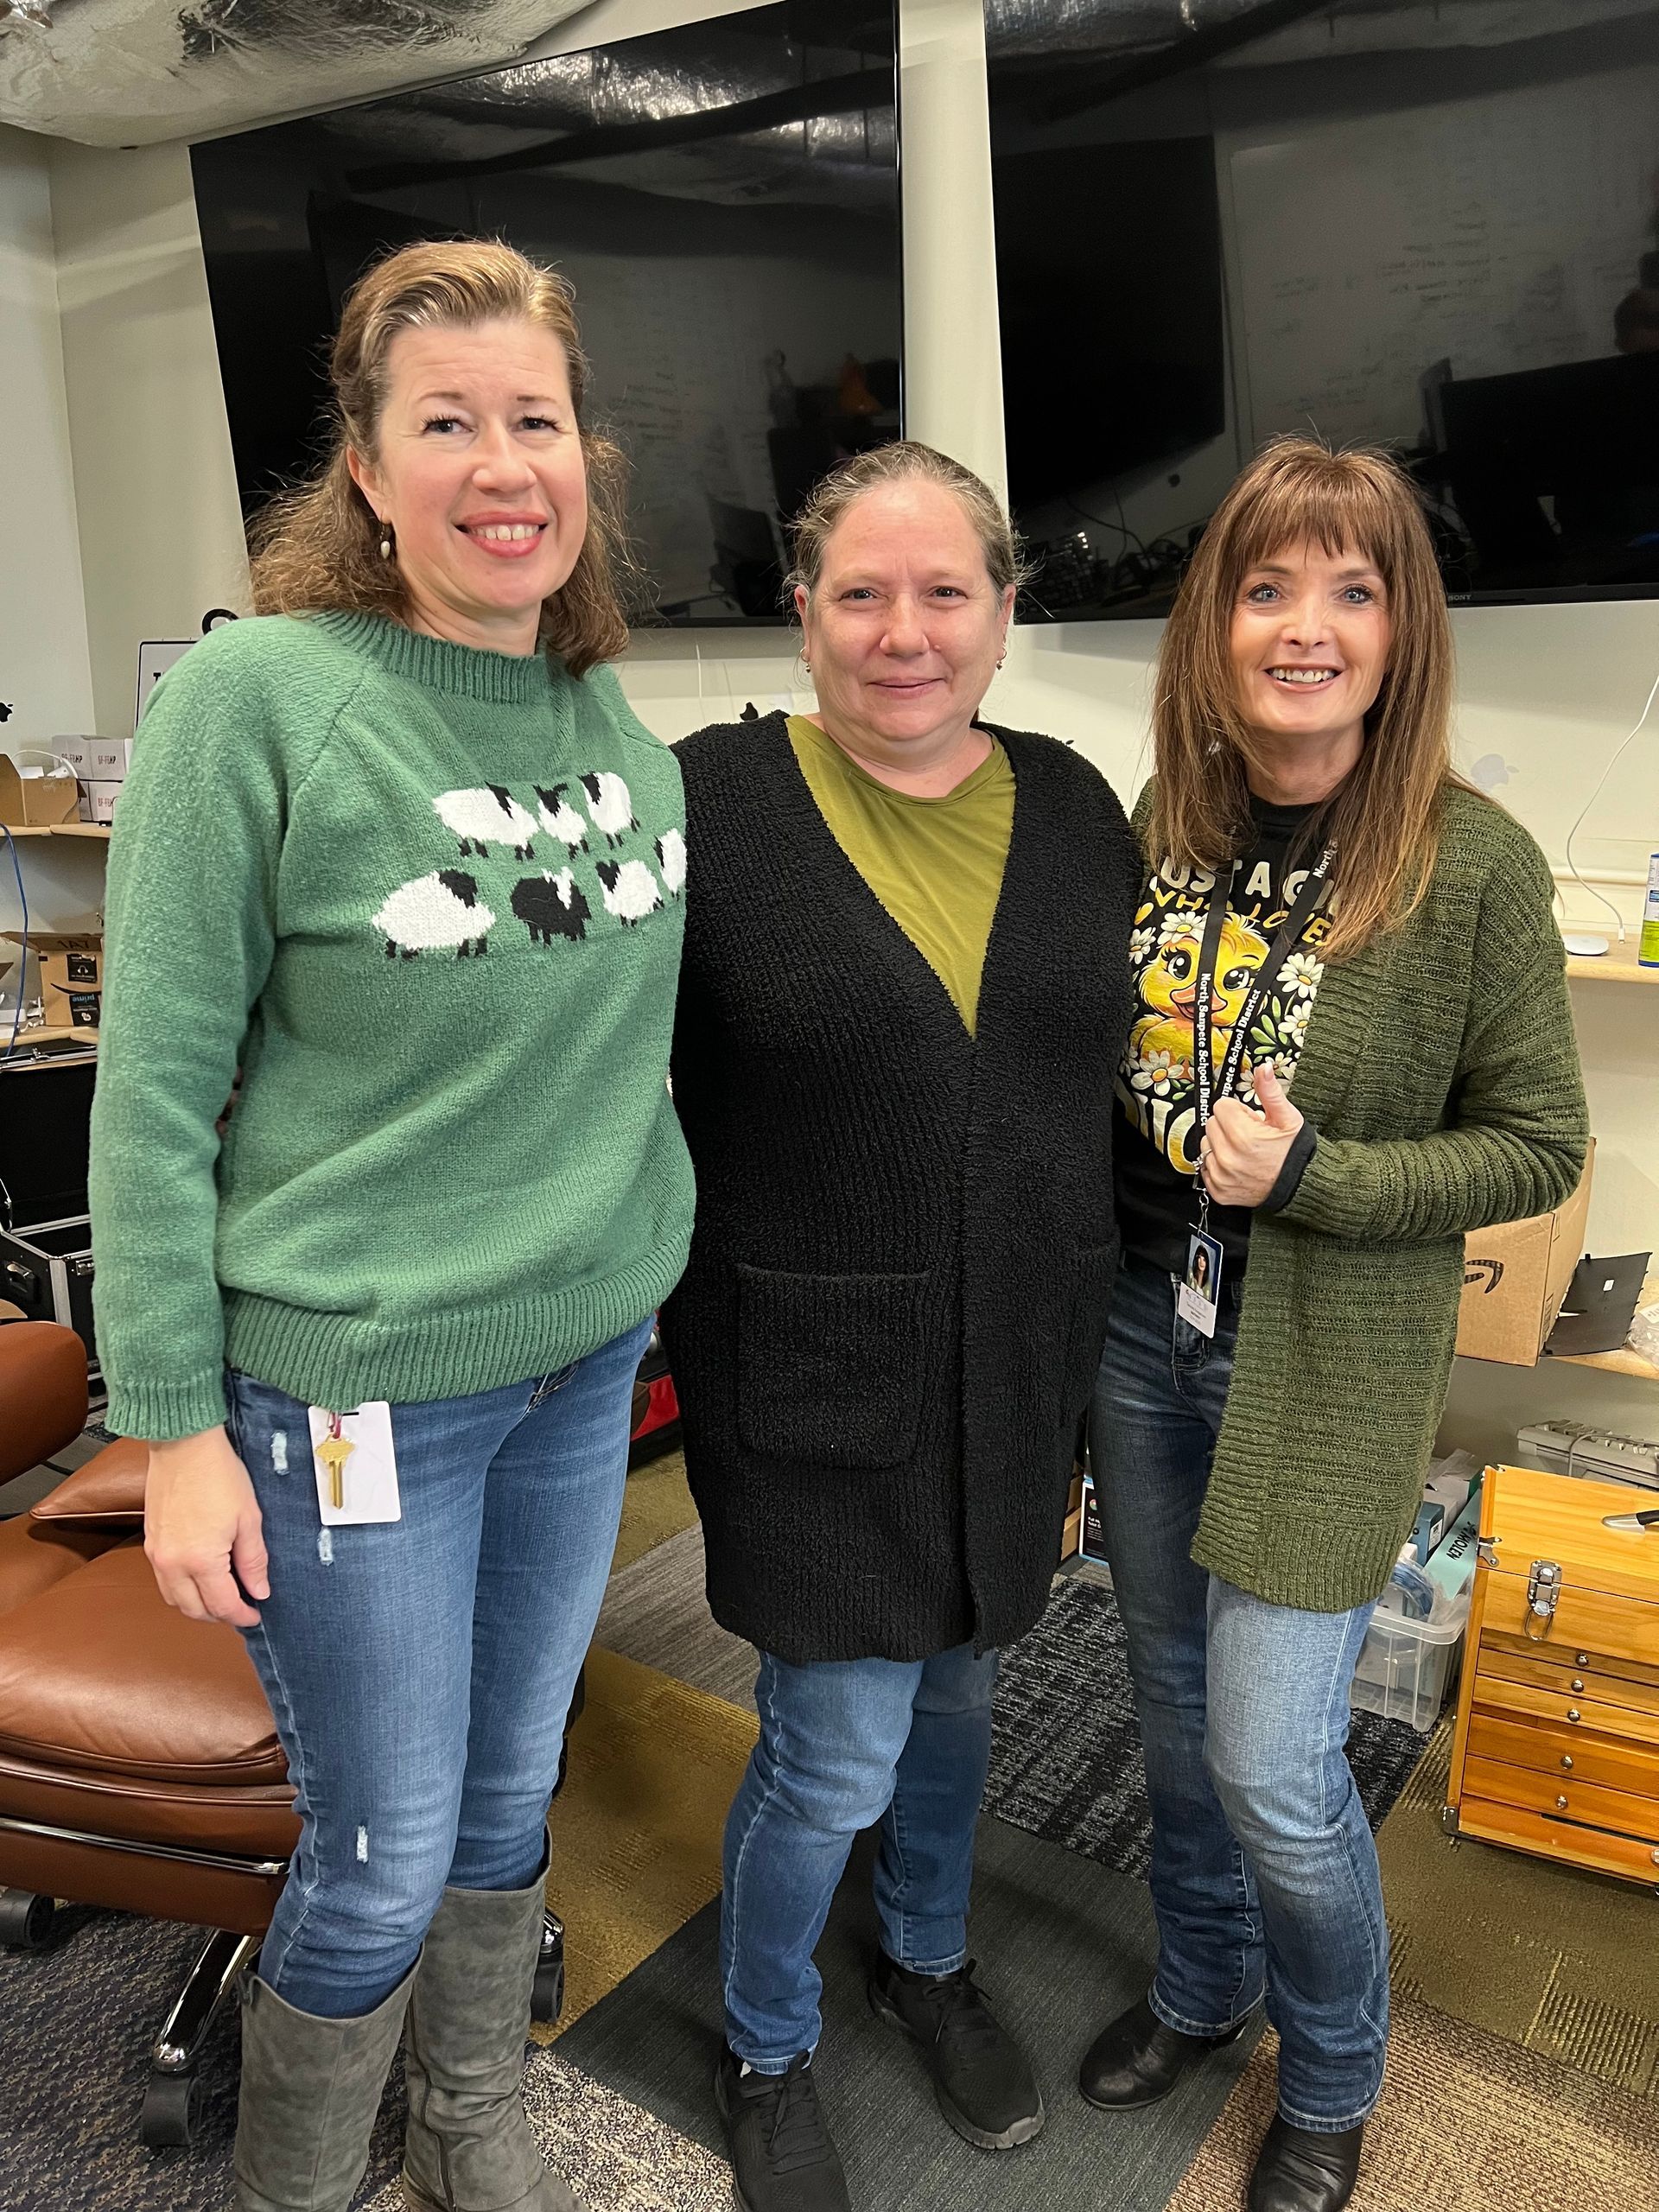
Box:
[1350,1589,1471,1732]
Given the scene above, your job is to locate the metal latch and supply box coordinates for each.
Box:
[1524,1559,1562,1642]
[1477,1539,1501,1568]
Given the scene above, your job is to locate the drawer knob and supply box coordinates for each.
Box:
[1576,1652,1591,1667]
[1556,1795,1569,1811]
[1571,1678,1586,1693]
[1567,1708,1581,1724]
[1651,1849,1659,1868]
[1560,1755,1574,1771]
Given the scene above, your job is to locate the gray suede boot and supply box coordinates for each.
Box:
[402,1855,585,2212]
[234,1968,413,2212]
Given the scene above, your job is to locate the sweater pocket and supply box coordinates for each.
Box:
[735,1262,931,1470]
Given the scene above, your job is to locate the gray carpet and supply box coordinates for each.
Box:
[987,1574,1431,1877]
[595,1522,759,1712]
[0,1908,404,2211]
[555,1815,1262,2212]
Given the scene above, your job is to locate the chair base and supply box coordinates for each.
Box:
[0,1885,95,1953]
[142,1925,263,2147]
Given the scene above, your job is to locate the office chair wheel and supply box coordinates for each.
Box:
[531,1910,565,2025]
[0,1887,67,1951]
[141,2066,205,2149]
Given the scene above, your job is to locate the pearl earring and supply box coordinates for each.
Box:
[378,520,396,562]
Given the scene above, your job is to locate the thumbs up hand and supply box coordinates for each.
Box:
[1201,1059,1306,1208]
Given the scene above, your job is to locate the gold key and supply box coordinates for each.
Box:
[316,1433,355,1510]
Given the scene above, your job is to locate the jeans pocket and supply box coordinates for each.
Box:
[735,1263,931,1469]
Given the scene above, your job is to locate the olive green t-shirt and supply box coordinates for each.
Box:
[787,715,1015,1035]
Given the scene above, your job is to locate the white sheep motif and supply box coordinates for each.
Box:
[656,828,687,898]
[534,785,588,853]
[433,785,538,861]
[594,858,663,926]
[374,870,496,958]
[581,771,638,847]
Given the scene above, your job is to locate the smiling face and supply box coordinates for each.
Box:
[1229,538,1392,767]
[346,316,588,656]
[796,478,1014,771]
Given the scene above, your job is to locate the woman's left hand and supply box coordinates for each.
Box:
[1201,1062,1305,1208]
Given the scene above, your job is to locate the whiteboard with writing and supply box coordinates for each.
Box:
[1226,64,1659,451]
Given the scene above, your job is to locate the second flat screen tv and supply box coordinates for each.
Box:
[989,0,1659,618]
[191,1,901,626]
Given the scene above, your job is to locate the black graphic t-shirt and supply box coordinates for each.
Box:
[1115,798,1332,1274]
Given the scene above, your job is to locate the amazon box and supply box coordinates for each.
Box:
[1457,1142,1594,1366]
[0,755,79,828]
[0,932,102,1031]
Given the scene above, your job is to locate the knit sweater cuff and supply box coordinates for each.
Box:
[105,1371,230,1445]
[1260,1118,1319,1213]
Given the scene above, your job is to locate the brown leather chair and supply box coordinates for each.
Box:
[0,1319,295,2144]
[0,1319,567,2147]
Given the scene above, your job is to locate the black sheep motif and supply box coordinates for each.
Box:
[511,868,592,945]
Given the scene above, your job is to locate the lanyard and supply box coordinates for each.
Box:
[1191,842,1334,1228]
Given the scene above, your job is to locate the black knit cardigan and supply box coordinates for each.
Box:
[661,713,1139,1663]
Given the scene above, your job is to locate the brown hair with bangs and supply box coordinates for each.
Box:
[1150,436,1467,962]
[248,238,636,676]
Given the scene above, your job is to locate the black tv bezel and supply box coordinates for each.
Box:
[189,1,906,633]
[988,0,1659,622]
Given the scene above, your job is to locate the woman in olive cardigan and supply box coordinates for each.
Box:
[1081,440,1587,2212]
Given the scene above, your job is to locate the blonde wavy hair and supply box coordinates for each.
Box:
[248,238,634,676]
[1150,437,1470,962]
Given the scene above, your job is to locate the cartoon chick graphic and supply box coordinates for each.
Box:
[1130,912,1272,1075]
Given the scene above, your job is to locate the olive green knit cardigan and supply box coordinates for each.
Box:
[1129,781,1590,1613]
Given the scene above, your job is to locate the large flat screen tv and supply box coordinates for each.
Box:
[988,0,1659,619]
[191,1,900,626]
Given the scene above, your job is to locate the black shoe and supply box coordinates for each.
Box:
[715,2046,850,2212]
[1247,2115,1364,2212]
[1077,1993,1249,2110]
[868,1954,1045,2152]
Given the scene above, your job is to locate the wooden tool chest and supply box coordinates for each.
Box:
[1446,1464,1659,1890]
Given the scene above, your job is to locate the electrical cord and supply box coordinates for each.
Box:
[2,822,27,1061]
[1562,661,1659,944]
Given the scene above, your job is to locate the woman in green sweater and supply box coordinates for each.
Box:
[1078,442,1587,2212]
[89,241,693,2212]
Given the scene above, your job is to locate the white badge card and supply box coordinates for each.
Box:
[307,1402,402,1526]
[1176,1230,1224,1339]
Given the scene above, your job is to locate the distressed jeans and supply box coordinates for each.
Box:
[1090,1254,1389,2132]
[721,1643,1000,2072]
[227,1311,653,2018]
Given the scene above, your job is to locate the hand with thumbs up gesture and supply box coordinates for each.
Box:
[1201,1060,1306,1208]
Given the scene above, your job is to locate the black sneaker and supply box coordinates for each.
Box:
[714,2046,850,2212]
[868,1954,1046,2151]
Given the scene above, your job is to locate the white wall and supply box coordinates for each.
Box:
[11,0,1659,1448]
[0,123,99,951]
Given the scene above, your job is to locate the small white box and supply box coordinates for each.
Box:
[50,739,96,776]
[82,780,124,824]
[87,739,130,782]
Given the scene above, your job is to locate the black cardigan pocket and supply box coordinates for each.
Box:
[736,1262,931,1470]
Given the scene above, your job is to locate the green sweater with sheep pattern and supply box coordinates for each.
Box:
[1129,779,1589,1612]
[90,612,694,1441]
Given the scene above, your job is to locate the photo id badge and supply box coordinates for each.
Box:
[1176,1230,1224,1339]
[307,1402,401,1526]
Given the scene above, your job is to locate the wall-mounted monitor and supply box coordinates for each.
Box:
[988,0,1659,619]
[191,1,901,626]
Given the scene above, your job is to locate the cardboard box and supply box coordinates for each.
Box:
[1456,1141,1594,1366]
[0,932,102,1030]
[0,755,79,828]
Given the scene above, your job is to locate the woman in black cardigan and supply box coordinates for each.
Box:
[662,442,1138,2212]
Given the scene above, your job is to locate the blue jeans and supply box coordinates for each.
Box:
[1091,1255,1389,2132]
[227,1312,653,2018]
[721,1643,999,2073]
